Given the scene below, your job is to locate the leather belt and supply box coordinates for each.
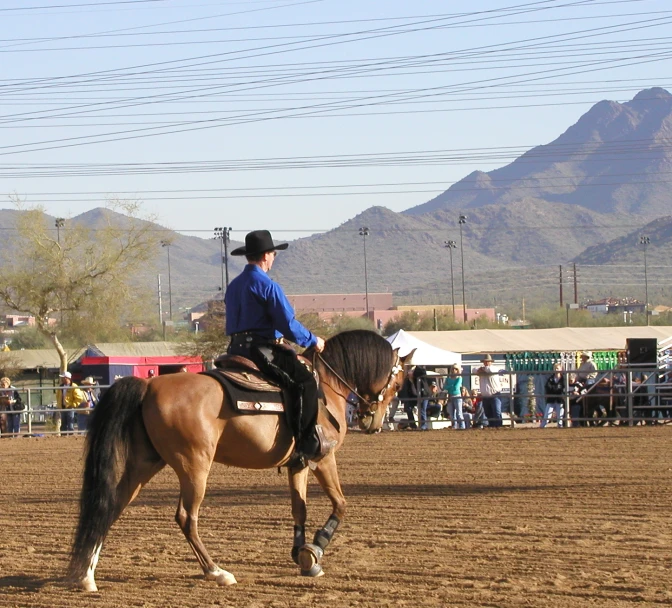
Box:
[228,332,282,352]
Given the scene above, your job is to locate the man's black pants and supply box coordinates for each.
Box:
[228,340,318,444]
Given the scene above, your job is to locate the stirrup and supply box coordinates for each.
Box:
[309,424,338,463]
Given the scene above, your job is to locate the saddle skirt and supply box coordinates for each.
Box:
[204,353,316,414]
[213,354,283,393]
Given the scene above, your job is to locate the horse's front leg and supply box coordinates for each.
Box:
[297,453,346,577]
[287,466,310,567]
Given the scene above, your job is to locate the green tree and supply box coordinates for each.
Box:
[179,300,227,362]
[3,327,51,350]
[0,203,165,373]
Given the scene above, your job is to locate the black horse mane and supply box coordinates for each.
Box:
[320,329,394,392]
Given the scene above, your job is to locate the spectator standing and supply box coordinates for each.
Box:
[56,372,86,435]
[541,363,565,428]
[443,365,465,430]
[412,366,432,430]
[0,376,23,437]
[77,377,99,432]
[577,352,598,387]
[566,373,585,427]
[397,368,417,429]
[475,354,503,428]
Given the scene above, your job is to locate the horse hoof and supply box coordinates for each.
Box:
[206,568,237,586]
[291,546,300,565]
[298,543,324,577]
[301,563,324,577]
[77,577,98,592]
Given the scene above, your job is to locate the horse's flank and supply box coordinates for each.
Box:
[142,373,300,469]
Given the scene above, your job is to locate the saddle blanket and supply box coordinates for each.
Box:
[201,369,286,414]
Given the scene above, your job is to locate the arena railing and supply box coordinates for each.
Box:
[385,368,671,429]
[0,384,111,437]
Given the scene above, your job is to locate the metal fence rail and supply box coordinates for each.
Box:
[0,385,111,437]
[3,371,671,438]
[386,368,672,429]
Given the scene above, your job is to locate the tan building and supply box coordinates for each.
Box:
[287,293,393,313]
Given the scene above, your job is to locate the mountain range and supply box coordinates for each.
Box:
[2,88,672,313]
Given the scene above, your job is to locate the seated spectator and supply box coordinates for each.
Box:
[577,351,597,387]
[470,388,488,429]
[425,379,442,421]
[586,377,611,425]
[460,386,474,429]
[541,363,565,428]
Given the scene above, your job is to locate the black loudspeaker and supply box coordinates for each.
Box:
[626,338,658,365]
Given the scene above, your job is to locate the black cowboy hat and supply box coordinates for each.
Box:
[230,230,289,257]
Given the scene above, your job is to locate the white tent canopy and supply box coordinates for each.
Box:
[406,327,672,355]
[387,329,462,367]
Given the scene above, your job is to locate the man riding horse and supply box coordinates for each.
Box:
[226,229,336,465]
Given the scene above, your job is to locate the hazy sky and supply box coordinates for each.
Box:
[1,0,671,241]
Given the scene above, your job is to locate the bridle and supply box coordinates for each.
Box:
[315,352,403,420]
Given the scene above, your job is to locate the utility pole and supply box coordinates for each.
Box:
[458,215,468,323]
[161,241,172,320]
[559,265,563,308]
[444,240,457,320]
[640,235,650,326]
[359,227,370,318]
[157,275,163,326]
[573,263,578,304]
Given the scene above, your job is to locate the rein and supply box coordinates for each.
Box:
[314,351,402,419]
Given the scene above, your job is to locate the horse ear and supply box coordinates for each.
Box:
[400,348,416,367]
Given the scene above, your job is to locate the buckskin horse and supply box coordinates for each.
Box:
[68,330,411,592]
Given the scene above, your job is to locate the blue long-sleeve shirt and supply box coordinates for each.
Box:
[225,264,317,348]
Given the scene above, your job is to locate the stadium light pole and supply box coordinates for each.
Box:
[458,215,468,323]
[214,227,231,294]
[359,227,370,318]
[444,240,457,320]
[161,241,173,320]
[640,235,650,326]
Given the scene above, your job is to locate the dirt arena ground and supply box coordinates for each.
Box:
[0,426,670,608]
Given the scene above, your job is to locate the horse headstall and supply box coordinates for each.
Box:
[354,355,403,420]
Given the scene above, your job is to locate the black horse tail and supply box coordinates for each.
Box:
[68,376,148,579]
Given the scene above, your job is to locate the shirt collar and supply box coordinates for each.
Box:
[244,263,267,275]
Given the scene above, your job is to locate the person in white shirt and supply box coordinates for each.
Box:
[475,354,503,428]
[577,352,598,386]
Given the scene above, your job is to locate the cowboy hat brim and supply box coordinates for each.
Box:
[231,242,288,256]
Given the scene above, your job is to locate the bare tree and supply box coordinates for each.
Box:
[0,201,165,372]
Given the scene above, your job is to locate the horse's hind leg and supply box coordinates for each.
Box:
[79,451,165,592]
[174,466,237,586]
